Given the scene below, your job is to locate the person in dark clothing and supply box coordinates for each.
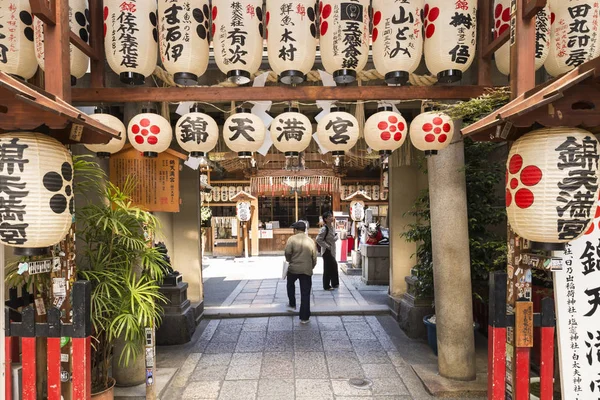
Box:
[316,211,339,290]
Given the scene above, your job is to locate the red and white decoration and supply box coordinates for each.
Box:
[127,111,173,157]
[350,200,365,222]
[104,0,158,85]
[319,0,370,84]
[364,107,408,156]
[372,0,424,85]
[266,0,317,84]
[175,105,219,157]
[409,111,453,155]
[84,111,126,157]
[158,0,210,85]
[423,0,477,83]
[0,0,38,80]
[236,200,251,221]
[270,109,313,157]
[224,109,266,158]
[506,127,600,245]
[316,109,360,156]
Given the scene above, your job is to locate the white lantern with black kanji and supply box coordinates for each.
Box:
[236,200,251,221]
[270,108,312,157]
[0,0,37,80]
[84,109,126,157]
[372,0,424,85]
[212,0,264,85]
[158,0,210,86]
[316,108,360,156]
[175,104,219,157]
[506,127,600,248]
[409,111,453,155]
[423,0,477,83]
[364,106,408,156]
[319,0,370,84]
[127,108,173,157]
[545,0,600,77]
[266,0,318,84]
[350,200,365,221]
[224,108,266,158]
[33,0,90,84]
[104,0,158,85]
[0,133,73,255]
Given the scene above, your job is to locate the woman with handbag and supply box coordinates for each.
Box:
[316,211,339,291]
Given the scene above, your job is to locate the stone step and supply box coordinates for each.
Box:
[203,303,390,319]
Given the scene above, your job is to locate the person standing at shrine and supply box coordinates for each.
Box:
[285,221,317,323]
[316,211,339,290]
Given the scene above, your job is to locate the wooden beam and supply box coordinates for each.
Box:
[523,0,546,20]
[477,0,493,85]
[72,85,490,104]
[510,0,537,98]
[482,30,509,60]
[43,0,71,102]
[29,0,55,26]
[89,0,105,88]
[69,32,99,60]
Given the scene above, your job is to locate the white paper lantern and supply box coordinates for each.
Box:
[270,108,313,156]
[319,0,370,84]
[104,0,158,85]
[372,185,380,201]
[33,0,90,84]
[545,0,600,77]
[127,110,173,157]
[340,185,347,199]
[372,0,424,85]
[236,200,252,221]
[266,0,317,84]
[212,0,264,85]
[224,108,266,158]
[350,200,365,221]
[0,133,73,254]
[409,111,453,155]
[221,186,229,202]
[316,108,360,156]
[364,106,408,156]
[84,110,126,157]
[506,127,600,247]
[229,186,237,199]
[423,0,477,83]
[175,104,219,157]
[213,186,221,202]
[158,0,210,86]
[0,0,37,80]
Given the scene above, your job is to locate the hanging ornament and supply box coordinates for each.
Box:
[104,0,158,85]
[319,0,370,84]
[0,133,73,255]
[270,107,313,157]
[316,107,360,156]
[224,108,266,158]
[372,0,424,85]
[84,108,126,157]
[212,0,264,85]
[0,0,37,80]
[127,107,173,157]
[364,105,407,156]
[409,111,453,156]
[423,0,477,83]
[266,0,317,84]
[506,127,600,249]
[175,104,219,158]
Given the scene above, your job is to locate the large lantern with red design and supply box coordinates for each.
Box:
[409,111,453,155]
[364,106,408,156]
[175,104,219,157]
[104,0,158,85]
[372,0,424,85]
[212,0,264,85]
[127,108,173,157]
[0,0,37,80]
[224,108,266,158]
[270,108,313,157]
[506,127,600,249]
[84,108,126,157]
[316,107,360,156]
[158,0,210,85]
[319,0,370,84]
[423,0,477,83]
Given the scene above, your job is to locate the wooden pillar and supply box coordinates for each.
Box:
[509,0,537,97]
[0,245,4,398]
[477,0,493,86]
[43,0,72,101]
[89,0,105,88]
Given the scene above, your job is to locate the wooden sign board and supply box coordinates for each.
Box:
[110,148,181,212]
[515,301,534,348]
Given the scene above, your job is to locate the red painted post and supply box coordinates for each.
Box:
[539,297,555,400]
[515,347,531,400]
[47,337,62,400]
[488,272,507,400]
[21,337,36,400]
[5,337,12,400]
[72,336,92,400]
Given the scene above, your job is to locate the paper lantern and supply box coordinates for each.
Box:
[127,109,173,157]
[506,127,600,248]
[175,104,219,157]
[409,111,453,155]
[319,0,370,84]
[266,0,317,84]
[350,200,365,221]
[372,185,380,200]
[364,106,407,156]
[545,0,600,77]
[221,186,228,202]
[104,0,158,85]
[158,0,210,86]
[270,108,313,157]
[423,0,477,83]
[372,0,424,85]
[84,109,126,157]
[213,186,221,202]
[236,200,251,221]
[212,0,264,85]
[33,0,90,84]
[0,133,73,255]
[224,108,266,158]
[316,108,360,156]
[0,0,37,80]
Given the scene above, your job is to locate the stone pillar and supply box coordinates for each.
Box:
[427,123,476,381]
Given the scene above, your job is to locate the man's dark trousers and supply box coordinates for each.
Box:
[322,249,339,290]
[287,272,312,321]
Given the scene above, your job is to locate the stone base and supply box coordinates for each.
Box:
[412,364,487,398]
[156,280,197,345]
[114,367,177,399]
[341,263,362,275]
[390,293,434,340]
[360,244,390,285]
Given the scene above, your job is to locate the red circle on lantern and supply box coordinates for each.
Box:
[388,115,398,123]
[595,203,600,218]
[394,132,402,141]
[515,188,534,208]
[495,4,503,18]
[212,6,217,20]
[422,123,433,132]
[211,23,216,36]
[495,20,501,29]
[508,154,523,174]
[520,165,542,186]
[585,223,595,235]
[141,129,149,136]
[550,12,555,25]
[266,11,270,25]
[502,8,510,22]
[434,127,441,134]
[510,178,519,189]
[378,121,388,130]
[150,125,161,134]
[135,135,144,144]
[433,117,443,125]
[103,6,108,20]
[443,123,451,132]
[372,28,378,42]
[103,23,107,37]
[147,136,158,145]
[506,189,512,207]
[322,4,331,19]
[429,7,440,22]
[398,122,405,131]
[425,134,435,143]
[140,118,150,127]
[131,124,140,134]
[389,125,397,132]
[320,21,328,36]
[423,4,429,18]
[499,23,509,35]
[438,134,447,143]
[380,131,391,141]
[373,11,382,26]
[319,1,323,13]
[265,29,268,39]
[425,24,435,38]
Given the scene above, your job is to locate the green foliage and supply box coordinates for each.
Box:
[432,87,511,126]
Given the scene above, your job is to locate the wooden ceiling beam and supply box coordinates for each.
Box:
[69,32,99,60]
[29,0,55,26]
[523,0,547,20]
